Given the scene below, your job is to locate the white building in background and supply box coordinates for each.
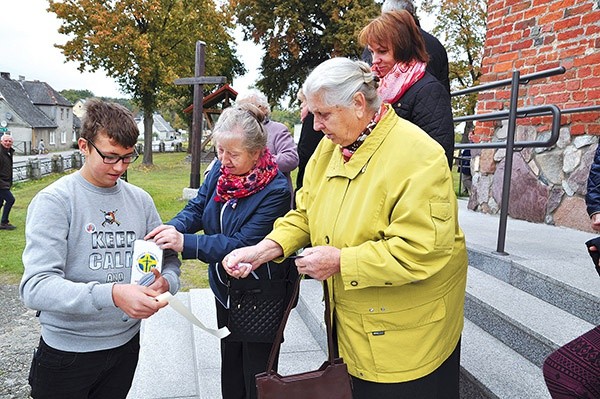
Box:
[136,113,177,140]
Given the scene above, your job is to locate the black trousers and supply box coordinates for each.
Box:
[0,188,15,224]
[216,299,280,399]
[28,333,140,399]
[351,338,461,399]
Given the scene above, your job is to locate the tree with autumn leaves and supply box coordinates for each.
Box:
[48,0,244,165]
[421,0,487,135]
[232,0,486,118]
[232,0,381,103]
[49,0,486,160]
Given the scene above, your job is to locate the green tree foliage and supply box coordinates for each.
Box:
[49,0,245,165]
[59,89,95,104]
[421,0,486,134]
[271,108,301,132]
[231,0,380,104]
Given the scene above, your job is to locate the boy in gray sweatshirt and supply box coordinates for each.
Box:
[20,99,181,399]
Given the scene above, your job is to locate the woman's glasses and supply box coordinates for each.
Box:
[87,140,139,164]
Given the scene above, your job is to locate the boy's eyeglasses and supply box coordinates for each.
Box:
[87,140,139,164]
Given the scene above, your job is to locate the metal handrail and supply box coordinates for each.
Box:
[452,67,567,255]
[454,104,561,150]
[454,64,600,254]
[451,66,566,97]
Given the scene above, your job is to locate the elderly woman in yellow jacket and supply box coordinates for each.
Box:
[223,57,468,399]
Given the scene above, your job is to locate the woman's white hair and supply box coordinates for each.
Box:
[302,57,381,111]
[212,104,267,153]
[235,89,271,118]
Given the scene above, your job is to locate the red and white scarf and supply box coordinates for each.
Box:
[375,60,427,104]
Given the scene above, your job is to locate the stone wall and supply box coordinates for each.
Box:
[468,0,600,232]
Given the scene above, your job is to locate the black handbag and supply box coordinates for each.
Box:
[255,277,353,398]
[227,262,299,343]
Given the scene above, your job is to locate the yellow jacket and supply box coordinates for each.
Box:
[267,106,468,382]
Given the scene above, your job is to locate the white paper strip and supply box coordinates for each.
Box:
[156,292,230,339]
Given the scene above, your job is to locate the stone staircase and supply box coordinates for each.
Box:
[295,265,597,399]
[455,202,600,398]
[129,200,600,398]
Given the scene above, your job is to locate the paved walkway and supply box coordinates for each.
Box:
[126,199,600,398]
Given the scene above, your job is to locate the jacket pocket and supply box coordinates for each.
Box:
[361,297,447,373]
[430,202,453,249]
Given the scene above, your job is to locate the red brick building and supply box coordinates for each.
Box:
[468,0,600,231]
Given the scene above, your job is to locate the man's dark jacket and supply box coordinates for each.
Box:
[586,144,600,216]
[0,145,14,189]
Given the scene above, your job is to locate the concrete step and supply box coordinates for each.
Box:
[294,279,327,352]
[188,288,327,398]
[467,245,600,325]
[465,266,594,367]
[461,318,551,399]
[128,292,198,399]
[128,287,326,399]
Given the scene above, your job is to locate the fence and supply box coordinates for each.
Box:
[13,152,83,183]
[12,141,185,183]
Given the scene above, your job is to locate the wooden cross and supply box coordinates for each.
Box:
[175,41,226,189]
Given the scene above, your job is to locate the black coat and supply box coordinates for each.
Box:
[586,144,600,216]
[391,72,455,168]
[0,145,13,189]
[295,112,324,190]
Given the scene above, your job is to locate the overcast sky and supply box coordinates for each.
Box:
[0,0,261,99]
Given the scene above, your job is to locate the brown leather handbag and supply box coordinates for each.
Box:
[255,276,353,398]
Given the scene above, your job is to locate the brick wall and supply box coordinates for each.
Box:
[468,0,600,231]
[473,0,600,142]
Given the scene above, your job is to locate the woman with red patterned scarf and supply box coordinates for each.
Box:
[360,10,455,169]
[146,104,295,399]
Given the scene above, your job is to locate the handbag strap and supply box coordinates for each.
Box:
[265,275,335,372]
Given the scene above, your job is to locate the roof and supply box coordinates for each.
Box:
[0,75,57,129]
[152,114,176,133]
[22,81,72,107]
[183,84,238,113]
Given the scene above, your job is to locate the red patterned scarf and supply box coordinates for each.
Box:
[214,149,278,204]
[340,104,388,162]
[375,60,427,104]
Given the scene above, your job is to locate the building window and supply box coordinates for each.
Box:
[50,132,56,145]
[61,108,64,120]
[61,131,67,144]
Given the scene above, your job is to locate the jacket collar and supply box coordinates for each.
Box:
[325,104,397,180]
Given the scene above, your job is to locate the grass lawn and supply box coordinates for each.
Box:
[0,152,210,290]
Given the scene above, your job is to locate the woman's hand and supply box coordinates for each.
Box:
[223,247,261,279]
[295,246,341,281]
[223,239,284,279]
[592,214,600,232]
[145,225,184,253]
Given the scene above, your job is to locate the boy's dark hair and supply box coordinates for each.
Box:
[81,99,139,147]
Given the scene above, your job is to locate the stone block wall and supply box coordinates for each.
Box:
[468,0,600,232]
